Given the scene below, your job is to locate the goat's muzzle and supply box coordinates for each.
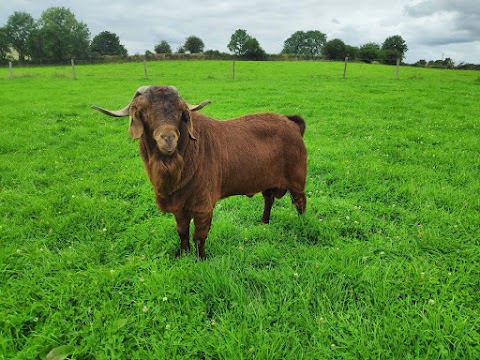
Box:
[154,126,180,156]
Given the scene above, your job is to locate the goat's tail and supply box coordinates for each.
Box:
[287,115,306,137]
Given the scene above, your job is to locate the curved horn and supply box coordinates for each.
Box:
[91,86,152,117]
[188,100,211,112]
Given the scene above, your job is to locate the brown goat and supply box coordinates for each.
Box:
[92,86,307,259]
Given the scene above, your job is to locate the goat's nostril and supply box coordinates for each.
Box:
[165,135,173,143]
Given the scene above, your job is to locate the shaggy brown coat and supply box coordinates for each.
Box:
[92,86,307,259]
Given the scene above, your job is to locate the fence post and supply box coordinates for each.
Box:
[9,61,13,79]
[343,56,349,79]
[144,60,148,80]
[395,58,400,80]
[232,60,236,80]
[71,59,76,80]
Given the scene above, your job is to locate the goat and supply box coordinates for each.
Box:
[92,86,307,259]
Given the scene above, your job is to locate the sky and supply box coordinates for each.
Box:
[1,0,479,64]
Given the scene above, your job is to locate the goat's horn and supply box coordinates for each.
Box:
[91,86,152,117]
[91,104,130,117]
[189,100,211,112]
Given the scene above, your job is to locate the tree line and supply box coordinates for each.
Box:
[2,6,476,68]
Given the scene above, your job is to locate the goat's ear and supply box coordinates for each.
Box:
[128,112,144,140]
[182,110,197,140]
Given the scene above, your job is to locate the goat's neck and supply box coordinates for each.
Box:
[139,136,185,198]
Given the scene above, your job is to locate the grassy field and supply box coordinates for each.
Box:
[1,60,479,359]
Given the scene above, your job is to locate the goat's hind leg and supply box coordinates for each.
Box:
[261,188,287,223]
[290,190,306,215]
[261,189,275,224]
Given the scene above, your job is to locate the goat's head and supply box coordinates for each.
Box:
[92,86,210,156]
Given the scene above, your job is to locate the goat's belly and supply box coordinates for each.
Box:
[221,180,285,199]
[220,156,288,198]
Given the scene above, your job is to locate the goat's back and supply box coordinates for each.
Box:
[192,113,306,198]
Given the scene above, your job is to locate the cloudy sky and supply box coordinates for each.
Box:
[1,0,479,64]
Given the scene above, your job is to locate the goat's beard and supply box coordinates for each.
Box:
[148,151,184,197]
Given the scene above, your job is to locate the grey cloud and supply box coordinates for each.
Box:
[405,0,479,17]
[404,0,480,45]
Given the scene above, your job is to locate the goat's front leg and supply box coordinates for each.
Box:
[174,210,192,256]
[193,211,213,260]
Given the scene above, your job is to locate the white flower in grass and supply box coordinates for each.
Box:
[293,272,299,279]
[165,324,171,330]
[162,296,168,302]
[143,306,149,313]
[428,299,435,306]
[109,269,115,274]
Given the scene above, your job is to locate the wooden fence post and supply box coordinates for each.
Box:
[9,62,13,79]
[395,58,400,80]
[71,59,76,80]
[343,56,348,79]
[144,60,148,80]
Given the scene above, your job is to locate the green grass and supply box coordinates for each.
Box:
[1,61,479,359]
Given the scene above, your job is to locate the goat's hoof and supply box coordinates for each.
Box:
[176,249,190,258]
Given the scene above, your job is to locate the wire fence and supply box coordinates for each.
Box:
[5,56,406,81]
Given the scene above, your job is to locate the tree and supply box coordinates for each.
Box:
[358,42,381,62]
[415,59,427,67]
[443,57,455,69]
[0,27,9,62]
[4,11,36,61]
[184,36,204,53]
[37,7,90,61]
[381,35,408,65]
[242,38,267,60]
[154,40,172,54]
[282,30,326,57]
[91,31,127,56]
[322,39,346,60]
[345,45,359,60]
[228,29,251,56]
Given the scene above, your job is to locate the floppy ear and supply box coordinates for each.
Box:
[128,111,144,140]
[182,109,197,140]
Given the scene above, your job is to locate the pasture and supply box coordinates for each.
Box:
[1,61,479,359]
